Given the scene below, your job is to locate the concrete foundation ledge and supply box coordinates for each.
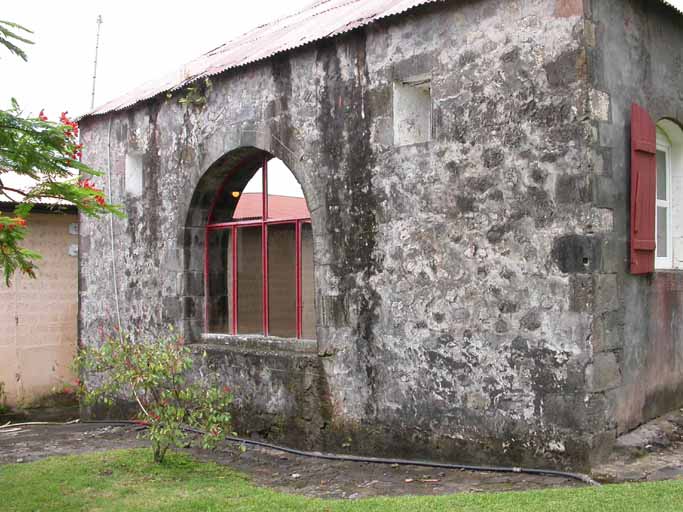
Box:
[198,334,318,357]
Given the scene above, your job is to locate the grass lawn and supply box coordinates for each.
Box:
[1,449,682,512]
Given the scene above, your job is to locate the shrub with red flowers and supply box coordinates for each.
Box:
[1,22,123,286]
[74,329,234,463]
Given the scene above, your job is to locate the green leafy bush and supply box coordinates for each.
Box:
[75,329,233,463]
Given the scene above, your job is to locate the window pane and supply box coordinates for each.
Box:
[302,223,315,339]
[237,227,263,334]
[268,224,297,338]
[210,164,264,224]
[657,206,668,258]
[207,229,231,333]
[234,169,264,220]
[657,150,667,201]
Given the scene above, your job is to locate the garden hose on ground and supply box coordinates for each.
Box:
[0,419,599,486]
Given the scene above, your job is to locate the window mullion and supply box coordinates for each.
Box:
[668,147,674,268]
[232,226,238,335]
[296,221,302,339]
[262,158,269,336]
[203,228,209,332]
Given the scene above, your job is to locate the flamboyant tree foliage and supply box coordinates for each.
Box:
[0,19,122,285]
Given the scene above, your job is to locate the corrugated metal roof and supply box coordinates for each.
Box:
[82,0,682,120]
[82,0,444,119]
[0,201,77,215]
[233,193,310,220]
[661,0,683,14]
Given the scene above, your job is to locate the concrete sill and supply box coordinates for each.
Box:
[197,333,318,357]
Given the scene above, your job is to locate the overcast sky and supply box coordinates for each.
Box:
[1,1,313,196]
[2,0,682,195]
[1,1,314,116]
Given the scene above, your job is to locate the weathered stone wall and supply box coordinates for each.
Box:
[80,0,608,469]
[588,0,683,434]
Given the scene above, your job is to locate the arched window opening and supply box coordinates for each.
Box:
[655,119,683,270]
[205,157,314,339]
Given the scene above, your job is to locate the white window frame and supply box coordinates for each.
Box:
[655,130,673,270]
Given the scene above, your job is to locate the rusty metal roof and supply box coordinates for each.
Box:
[83,0,445,119]
[661,0,683,14]
[82,0,681,120]
[233,193,310,220]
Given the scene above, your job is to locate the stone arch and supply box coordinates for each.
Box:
[179,144,319,341]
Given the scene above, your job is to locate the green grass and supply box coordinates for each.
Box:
[1,449,682,511]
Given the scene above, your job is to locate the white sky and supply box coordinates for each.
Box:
[1,0,682,197]
[1,1,312,196]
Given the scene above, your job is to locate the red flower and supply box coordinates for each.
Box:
[222,385,231,393]
[79,178,96,190]
[38,109,48,121]
[15,218,27,227]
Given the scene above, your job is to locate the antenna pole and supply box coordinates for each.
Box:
[90,15,103,110]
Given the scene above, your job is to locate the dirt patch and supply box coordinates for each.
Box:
[593,409,683,484]
[0,423,583,499]
[189,445,582,499]
[0,424,147,465]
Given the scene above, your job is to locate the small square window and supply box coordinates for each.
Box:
[125,152,144,197]
[393,75,432,146]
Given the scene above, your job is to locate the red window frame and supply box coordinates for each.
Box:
[204,158,311,338]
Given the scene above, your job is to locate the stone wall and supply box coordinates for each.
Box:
[588,0,683,434]
[0,212,79,407]
[79,0,611,469]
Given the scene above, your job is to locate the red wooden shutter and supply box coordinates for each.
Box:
[630,103,657,275]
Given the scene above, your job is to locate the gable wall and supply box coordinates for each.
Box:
[79,0,607,468]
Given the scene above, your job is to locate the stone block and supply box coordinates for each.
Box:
[590,90,610,122]
[586,352,622,392]
[570,275,594,312]
[597,236,625,274]
[593,274,619,314]
[592,311,624,353]
[552,234,600,273]
[593,176,618,208]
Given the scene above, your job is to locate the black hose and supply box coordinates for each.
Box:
[181,426,600,486]
[18,419,599,486]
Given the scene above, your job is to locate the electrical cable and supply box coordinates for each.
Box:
[84,420,600,486]
[106,118,124,339]
[0,420,599,486]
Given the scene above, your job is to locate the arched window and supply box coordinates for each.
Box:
[205,157,314,339]
[655,120,683,270]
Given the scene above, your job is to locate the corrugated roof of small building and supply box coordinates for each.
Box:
[0,201,77,215]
